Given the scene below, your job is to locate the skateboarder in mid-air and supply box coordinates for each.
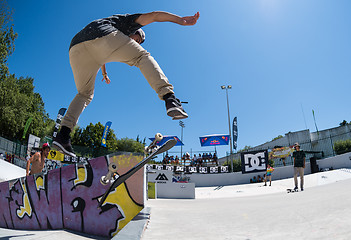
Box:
[53,11,200,157]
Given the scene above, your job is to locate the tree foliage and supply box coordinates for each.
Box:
[238,145,252,153]
[272,135,283,141]
[0,75,52,140]
[71,122,144,157]
[0,0,17,78]
[0,1,54,141]
[334,139,351,155]
[339,120,351,126]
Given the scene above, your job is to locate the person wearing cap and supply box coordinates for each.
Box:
[292,143,306,191]
[26,143,51,176]
[53,11,200,157]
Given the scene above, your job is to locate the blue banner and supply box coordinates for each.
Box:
[101,121,112,147]
[199,134,230,147]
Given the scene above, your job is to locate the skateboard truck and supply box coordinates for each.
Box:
[100,162,118,185]
[144,133,163,155]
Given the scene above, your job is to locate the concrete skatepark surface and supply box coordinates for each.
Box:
[1,159,351,239]
[143,170,351,240]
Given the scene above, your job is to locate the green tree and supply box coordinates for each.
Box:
[0,1,52,141]
[238,145,252,153]
[272,135,283,141]
[0,0,17,78]
[116,137,144,153]
[334,139,351,155]
[71,122,145,157]
[339,120,350,126]
[71,122,118,157]
[223,158,242,172]
[0,75,51,140]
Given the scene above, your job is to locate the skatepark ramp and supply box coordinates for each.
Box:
[0,152,145,238]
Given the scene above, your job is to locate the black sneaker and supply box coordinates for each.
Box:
[301,188,304,191]
[52,130,76,158]
[164,93,188,120]
[294,186,298,191]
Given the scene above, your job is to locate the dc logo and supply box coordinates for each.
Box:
[241,150,268,174]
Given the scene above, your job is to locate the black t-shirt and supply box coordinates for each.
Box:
[293,150,305,167]
[69,13,143,50]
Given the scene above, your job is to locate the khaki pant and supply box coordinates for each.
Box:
[61,31,174,130]
[294,167,304,188]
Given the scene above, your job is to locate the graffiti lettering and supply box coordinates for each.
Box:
[0,154,144,237]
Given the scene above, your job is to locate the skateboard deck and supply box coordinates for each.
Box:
[287,188,298,193]
[98,138,177,208]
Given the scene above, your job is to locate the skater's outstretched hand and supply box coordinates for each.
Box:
[102,74,111,84]
[179,12,200,26]
[101,64,111,84]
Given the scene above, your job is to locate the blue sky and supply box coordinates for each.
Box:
[7,0,351,160]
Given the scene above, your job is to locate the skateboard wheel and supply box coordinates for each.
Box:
[155,133,163,142]
[100,176,108,185]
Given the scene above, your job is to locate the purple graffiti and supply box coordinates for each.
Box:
[0,154,144,237]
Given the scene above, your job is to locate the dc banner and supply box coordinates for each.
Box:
[53,108,67,138]
[233,117,238,150]
[146,165,229,174]
[241,150,268,174]
[101,121,112,147]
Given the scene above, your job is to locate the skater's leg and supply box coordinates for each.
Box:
[299,167,304,190]
[61,43,100,129]
[102,31,174,99]
[54,42,100,156]
[101,31,187,119]
[294,167,298,189]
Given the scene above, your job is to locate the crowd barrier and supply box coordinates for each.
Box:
[147,164,229,174]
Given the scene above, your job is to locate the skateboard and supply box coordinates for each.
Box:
[98,137,177,208]
[144,133,163,155]
[287,188,298,193]
[100,133,163,185]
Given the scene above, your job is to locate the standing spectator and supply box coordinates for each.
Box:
[192,154,197,166]
[212,152,218,166]
[162,154,169,165]
[264,164,274,186]
[26,143,51,176]
[292,143,306,191]
[198,154,203,167]
[175,156,180,165]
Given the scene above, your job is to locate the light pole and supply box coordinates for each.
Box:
[179,120,185,167]
[221,85,233,171]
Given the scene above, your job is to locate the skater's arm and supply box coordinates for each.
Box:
[101,64,111,84]
[135,11,200,26]
[26,154,36,176]
[303,157,306,168]
[26,159,31,176]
